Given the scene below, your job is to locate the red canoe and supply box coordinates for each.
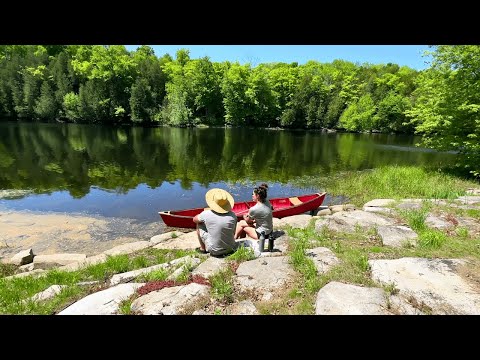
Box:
[159,192,326,228]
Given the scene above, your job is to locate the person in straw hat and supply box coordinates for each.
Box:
[193,188,238,257]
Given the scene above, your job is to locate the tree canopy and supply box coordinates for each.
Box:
[1,45,479,176]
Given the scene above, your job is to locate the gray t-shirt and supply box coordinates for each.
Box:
[249,202,273,235]
[198,209,238,255]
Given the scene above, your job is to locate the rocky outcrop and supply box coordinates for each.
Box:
[191,256,229,279]
[369,257,480,315]
[103,241,152,256]
[153,231,199,250]
[58,283,144,315]
[3,190,480,315]
[305,247,340,274]
[315,282,423,315]
[33,253,87,269]
[131,283,210,315]
[26,285,66,303]
[376,225,418,247]
[6,248,34,266]
[315,282,391,315]
[109,255,200,285]
[315,210,395,233]
[235,256,296,301]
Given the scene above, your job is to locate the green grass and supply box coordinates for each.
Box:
[0,242,262,314]
[118,297,135,315]
[131,256,149,269]
[0,263,17,278]
[288,230,321,295]
[262,195,480,314]
[104,255,131,274]
[0,272,88,315]
[174,260,199,283]
[382,282,399,296]
[307,165,478,206]
[2,165,479,315]
[456,227,469,238]
[138,268,169,282]
[257,225,381,314]
[418,230,448,249]
[174,267,191,283]
[209,267,235,303]
[227,245,256,261]
[0,249,197,314]
[399,207,429,232]
[466,209,480,219]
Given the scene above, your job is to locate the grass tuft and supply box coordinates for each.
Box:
[418,230,447,249]
[118,297,134,315]
[227,245,255,261]
[0,263,18,278]
[209,267,235,303]
[399,208,428,232]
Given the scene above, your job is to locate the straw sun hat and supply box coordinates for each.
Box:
[205,188,234,214]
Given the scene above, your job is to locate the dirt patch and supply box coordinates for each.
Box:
[456,259,480,293]
[0,210,163,259]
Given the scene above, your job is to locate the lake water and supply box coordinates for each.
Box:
[0,122,456,222]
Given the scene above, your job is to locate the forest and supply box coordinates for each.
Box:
[0,45,478,176]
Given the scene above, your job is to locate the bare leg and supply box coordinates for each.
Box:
[243,226,258,239]
[235,220,248,239]
[235,219,259,240]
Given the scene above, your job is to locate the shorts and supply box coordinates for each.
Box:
[198,223,212,250]
[198,223,235,257]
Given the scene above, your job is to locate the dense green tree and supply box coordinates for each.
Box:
[0,45,423,135]
[20,70,43,118]
[339,94,377,131]
[161,49,194,126]
[376,91,412,132]
[247,65,278,126]
[44,45,67,57]
[130,78,153,122]
[34,81,57,120]
[63,92,81,121]
[324,93,345,128]
[162,85,192,126]
[407,45,480,176]
[267,62,299,124]
[71,45,135,121]
[78,79,110,122]
[49,51,74,118]
[132,46,167,122]
[221,63,252,125]
[184,57,223,124]
[0,55,22,117]
[0,45,29,60]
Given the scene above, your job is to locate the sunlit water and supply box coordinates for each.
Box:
[0,122,456,223]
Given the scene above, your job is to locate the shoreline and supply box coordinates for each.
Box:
[0,209,171,259]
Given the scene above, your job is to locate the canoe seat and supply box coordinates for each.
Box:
[289,197,302,206]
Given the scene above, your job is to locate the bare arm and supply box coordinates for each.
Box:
[244,213,255,225]
[193,214,202,224]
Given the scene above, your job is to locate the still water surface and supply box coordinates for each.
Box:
[0,123,456,222]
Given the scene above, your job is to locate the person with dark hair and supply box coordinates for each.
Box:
[234,183,273,240]
[259,183,273,210]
